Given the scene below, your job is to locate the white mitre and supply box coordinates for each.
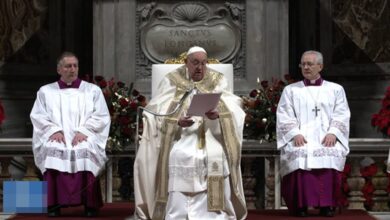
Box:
[187,46,207,55]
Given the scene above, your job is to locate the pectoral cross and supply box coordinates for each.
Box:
[312,106,320,117]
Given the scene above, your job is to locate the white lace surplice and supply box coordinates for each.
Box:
[276,80,350,177]
[30,81,110,176]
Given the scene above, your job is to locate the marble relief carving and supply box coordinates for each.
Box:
[332,0,390,63]
[136,1,246,79]
[0,0,47,62]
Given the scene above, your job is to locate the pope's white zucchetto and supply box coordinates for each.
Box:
[186,46,207,56]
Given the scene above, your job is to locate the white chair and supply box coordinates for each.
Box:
[151,64,234,98]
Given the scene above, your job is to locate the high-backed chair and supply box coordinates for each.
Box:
[151,64,234,98]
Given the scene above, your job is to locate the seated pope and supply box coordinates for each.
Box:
[133,46,247,220]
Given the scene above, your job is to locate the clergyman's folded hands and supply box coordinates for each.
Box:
[49,131,65,144]
[293,134,337,147]
[293,134,307,147]
[49,131,88,147]
[322,133,337,147]
[72,132,88,147]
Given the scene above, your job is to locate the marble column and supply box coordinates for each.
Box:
[93,0,137,84]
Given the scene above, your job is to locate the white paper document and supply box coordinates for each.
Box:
[187,93,222,117]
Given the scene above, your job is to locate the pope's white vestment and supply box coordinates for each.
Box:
[30,81,110,176]
[133,65,247,220]
[276,80,350,177]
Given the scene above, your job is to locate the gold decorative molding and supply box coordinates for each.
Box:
[164,52,220,64]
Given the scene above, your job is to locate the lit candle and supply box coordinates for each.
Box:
[257,77,260,84]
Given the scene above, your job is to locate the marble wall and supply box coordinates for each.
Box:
[0,0,48,65]
[328,0,390,138]
[93,0,289,96]
[332,0,390,64]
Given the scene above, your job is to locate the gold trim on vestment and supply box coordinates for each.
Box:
[153,100,182,220]
[218,101,247,209]
[198,119,205,149]
[207,175,225,211]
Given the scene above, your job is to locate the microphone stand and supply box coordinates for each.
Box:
[134,89,193,154]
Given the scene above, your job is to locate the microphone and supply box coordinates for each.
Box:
[134,87,194,152]
[141,88,193,117]
[178,88,193,105]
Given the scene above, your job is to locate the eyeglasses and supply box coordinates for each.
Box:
[298,62,319,68]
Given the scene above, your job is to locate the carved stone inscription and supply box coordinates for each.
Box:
[143,24,238,63]
[137,1,245,72]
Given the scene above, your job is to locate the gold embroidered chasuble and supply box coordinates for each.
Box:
[151,65,246,220]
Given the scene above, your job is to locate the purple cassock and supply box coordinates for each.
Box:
[43,78,103,209]
[281,169,342,213]
[281,77,342,213]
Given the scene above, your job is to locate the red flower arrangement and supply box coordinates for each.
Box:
[371,87,390,136]
[85,75,147,151]
[242,74,294,142]
[360,163,378,178]
[360,163,378,210]
[339,163,351,207]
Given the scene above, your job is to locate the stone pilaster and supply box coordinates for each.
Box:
[265,157,275,209]
[242,157,257,209]
[347,159,365,209]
